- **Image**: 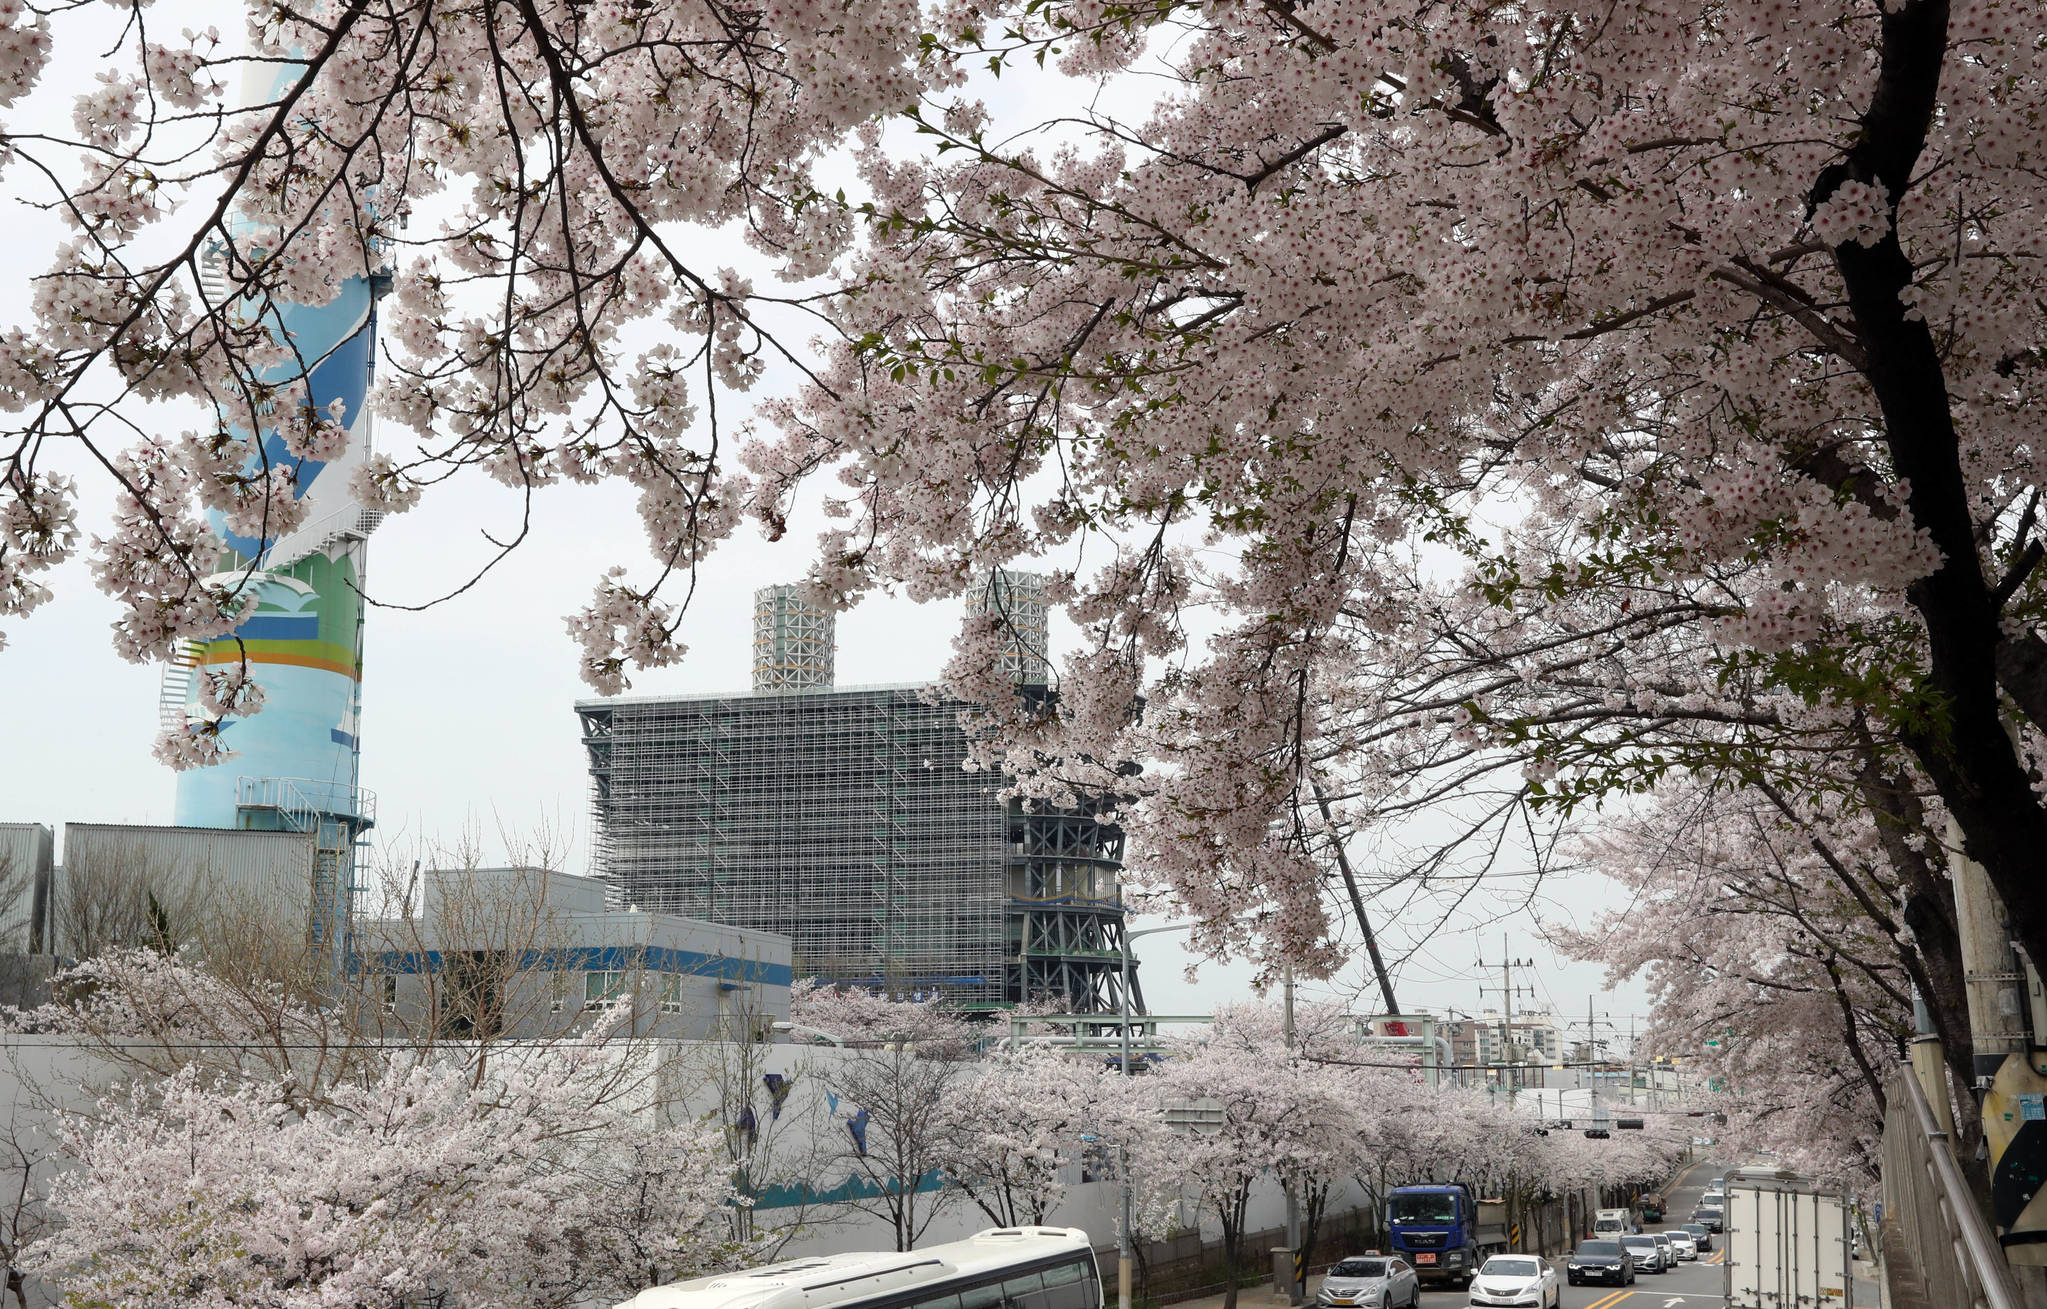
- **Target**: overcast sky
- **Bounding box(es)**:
[0,466,1645,1033]
[0,3,1649,1039]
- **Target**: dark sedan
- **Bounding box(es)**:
[1694,1204,1725,1232]
[1566,1240,1636,1287]
[1680,1222,1714,1252]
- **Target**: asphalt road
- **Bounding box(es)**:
[1407,1157,1731,1309]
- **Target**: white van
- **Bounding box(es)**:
[1594,1208,1635,1237]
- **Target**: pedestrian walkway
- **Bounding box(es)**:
[1157,1272,1323,1309]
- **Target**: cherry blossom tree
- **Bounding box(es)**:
[5,946,744,1300]
[788,980,979,1054]
[7,918,659,1115]
[24,1048,735,1307]
[729,0,2047,985]
[1559,780,1911,1184]
[0,1106,59,1309]
[0,0,955,721]
[4,946,384,1101]
[672,1005,851,1260]
[1204,997,1357,1062]
[791,983,978,1251]
[1129,1025,1361,1309]
[1198,1000,1370,1288]
[933,1043,1112,1229]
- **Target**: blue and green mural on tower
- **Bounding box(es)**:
[167,263,382,840]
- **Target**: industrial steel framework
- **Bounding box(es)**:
[752,584,836,693]
[231,776,376,956]
[579,684,1140,1013]
[1011,797,1138,1013]
[965,571,1052,686]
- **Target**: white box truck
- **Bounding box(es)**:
[1723,1168,1852,1309]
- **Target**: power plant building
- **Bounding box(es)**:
[356,867,793,1041]
[578,577,1139,1013]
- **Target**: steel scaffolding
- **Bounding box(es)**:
[752,584,836,693]
[966,571,1052,686]
[578,684,1139,1012]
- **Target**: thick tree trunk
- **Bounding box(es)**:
[1996,631,2047,734]
[1298,1181,1329,1296]
[1826,0,2047,1001]
[1220,1186,1250,1309]
[1847,757,1984,1147]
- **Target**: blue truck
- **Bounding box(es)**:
[1385,1183,1510,1289]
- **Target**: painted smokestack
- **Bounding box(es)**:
[156,61,385,953]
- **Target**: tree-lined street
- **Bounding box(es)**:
[1253,1160,1877,1309]
[3,0,2040,1299]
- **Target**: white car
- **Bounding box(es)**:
[1467,1254,1559,1309]
[1620,1234,1667,1273]
[1667,1230,1699,1261]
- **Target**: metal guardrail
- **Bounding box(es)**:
[235,775,378,826]
[262,504,383,570]
[1882,1060,2026,1309]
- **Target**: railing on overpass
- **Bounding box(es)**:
[1882,1058,2025,1309]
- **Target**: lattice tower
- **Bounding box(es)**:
[967,570,1052,687]
[752,584,836,693]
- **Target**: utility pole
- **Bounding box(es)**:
[1571,997,1612,1134]
[1589,997,1600,1127]
[1505,938,1531,1100]
[1628,1013,1637,1107]
[1117,930,1137,1309]
[1477,936,1534,1097]
[1946,813,2047,1290]
[1951,814,2029,1084]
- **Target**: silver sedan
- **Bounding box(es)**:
[1314,1256,1420,1309]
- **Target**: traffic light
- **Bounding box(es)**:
[1616,1117,1645,1130]
[1584,1128,1610,1139]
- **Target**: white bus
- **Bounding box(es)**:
[618,1228,1104,1309]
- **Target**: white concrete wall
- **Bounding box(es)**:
[672,1041,1366,1261]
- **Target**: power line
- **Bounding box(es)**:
[1308,1053,1721,1073]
